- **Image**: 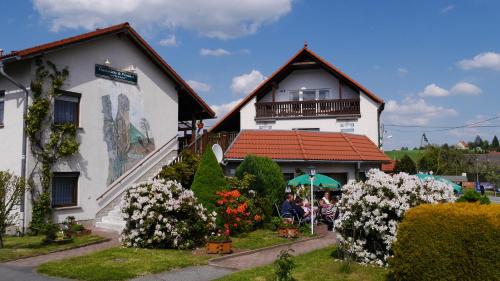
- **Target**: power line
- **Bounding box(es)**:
[384,115,500,132]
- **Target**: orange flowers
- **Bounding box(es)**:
[215,189,258,235]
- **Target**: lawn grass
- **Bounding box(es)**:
[231,229,295,250]
[385,149,424,162]
[215,246,388,281]
[0,234,107,262]
[37,247,210,281]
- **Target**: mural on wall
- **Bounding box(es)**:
[102,92,155,185]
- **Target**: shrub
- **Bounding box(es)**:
[274,249,296,281]
[215,190,254,235]
[390,203,500,281]
[457,189,490,204]
[335,169,455,266]
[0,170,25,247]
[157,150,199,188]
[191,148,226,212]
[235,155,285,217]
[121,179,216,249]
[394,154,416,174]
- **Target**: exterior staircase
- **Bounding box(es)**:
[95,135,179,232]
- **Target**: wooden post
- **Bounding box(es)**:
[339,80,343,99]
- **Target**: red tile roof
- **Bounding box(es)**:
[210,45,384,132]
[0,22,214,118]
[225,130,391,162]
[381,160,397,172]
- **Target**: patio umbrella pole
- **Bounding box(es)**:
[310,177,314,235]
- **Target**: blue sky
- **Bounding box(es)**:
[1,0,499,150]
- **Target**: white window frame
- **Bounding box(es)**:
[288,88,330,101]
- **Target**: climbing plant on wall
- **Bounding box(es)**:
[26,59,79,233]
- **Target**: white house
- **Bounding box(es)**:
[210,45,389,184]
[0,23,214,231]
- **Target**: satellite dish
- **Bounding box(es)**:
[212,144,224,163]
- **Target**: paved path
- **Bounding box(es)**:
[131,265,235,281]
[3,229,120,268]
[209,229,336,270]
[131,225,336,281]
[0,228,119,281]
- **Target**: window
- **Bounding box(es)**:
[288,89,331,101]
[0,91,4,126]
[54,91,80,125]
[52,172,79,208]
[289,90,300,101]
[318,89,330,100]
[302,90,316,101]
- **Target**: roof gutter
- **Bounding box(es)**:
[0,51,29,234]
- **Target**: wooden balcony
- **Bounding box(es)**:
[255,99,360,119]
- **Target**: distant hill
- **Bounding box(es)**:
[385,150,424,162]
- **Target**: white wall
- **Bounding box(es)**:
[0,61,31,176]
[259,69,357,102]
[46,35,179,222]
[3,34,180,223]
[239,68,381,144]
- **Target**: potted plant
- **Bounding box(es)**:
[71,223,92,236]
[44,223,73,244]
[206,230,232,254]
[274,218,299,238]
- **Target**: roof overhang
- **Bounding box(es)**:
[1,22,215,120]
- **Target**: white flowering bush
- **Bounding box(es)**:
[334,169,455,266]
[121,179,216,249]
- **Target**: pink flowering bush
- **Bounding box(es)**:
[334,169,455,266]
[120,179,216,249]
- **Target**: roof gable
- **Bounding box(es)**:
[0,22,214,119]
[210,45,384,132]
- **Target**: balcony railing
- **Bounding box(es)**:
[255,99,360,119]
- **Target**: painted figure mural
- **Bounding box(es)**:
[102,93,155,185]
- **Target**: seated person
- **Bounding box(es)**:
[318,199,335,231]
[291,198,305,220]
[280,193,294,218]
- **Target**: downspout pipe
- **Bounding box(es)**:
[0,52,29,234]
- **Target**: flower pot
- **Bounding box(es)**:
[206,241,232,254]
[76,229,92,236]
[278,227,299,238]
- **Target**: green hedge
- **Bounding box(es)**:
[390,203,500,281]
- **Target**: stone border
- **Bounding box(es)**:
[208,234,325,267]
[2,236,111,263]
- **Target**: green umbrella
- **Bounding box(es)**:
[287,174,341,189]
[416,173,462,193]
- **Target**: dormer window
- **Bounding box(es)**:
[288,88,331,101]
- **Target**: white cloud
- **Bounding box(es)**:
[441,5,455,13]
[418,82,482,97]
[200,48,231,57]
[450,82,482,95]
[384,97,458,125]
[187,80,211,92]
[200,48,250,56]
[458,52,500,70]
[419,83,449,97]
[159,35,177,47]
[210,99,242,119]
[397,67,408,76]
[32,0,293,39]
[231,70,266,95]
